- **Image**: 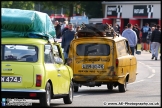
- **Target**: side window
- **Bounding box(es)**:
[125,40,131,55]
[53,45,62,59]
[44,44,54,63]
[116,41,128,57]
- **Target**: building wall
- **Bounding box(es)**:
[103,2,161,19]
[122,5,133,18]
[153,4,161,18]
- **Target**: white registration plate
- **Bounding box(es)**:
[82,64,104,69]
[1,76,22,83]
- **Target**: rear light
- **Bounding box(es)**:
[29,93,37,97]
[116,59,118,67]
[113,72,116,75]
[36,74,42,87]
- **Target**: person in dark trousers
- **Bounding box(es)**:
[62,23,75,62]
[133,24,140,51]
[122,23,138,55]
[150,25,161,60]
[54,21,62,39]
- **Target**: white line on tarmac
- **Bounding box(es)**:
[148,74,155,78]
[145,65,152,69]
[152,69,155,73]
[74,95,84,97]
[128,80,144,85]
[139,61,156,74]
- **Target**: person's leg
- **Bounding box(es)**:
[151,42,156,59]
[149,41,151,53]
[130,47,135,55]
[135,44,137,51]
[147,42,150,51]
[154,42,160,60]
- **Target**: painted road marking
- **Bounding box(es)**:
[138,61,156,78]
[128,80,144,85]
[148,74,155,78]
[145,65,152,69]
[152,69,155,73]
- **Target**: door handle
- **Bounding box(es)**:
[57,74,61,77]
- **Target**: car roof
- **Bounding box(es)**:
[73,36,127,42]
[2,38,49,45]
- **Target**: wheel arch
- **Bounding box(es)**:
[47,79,54,96]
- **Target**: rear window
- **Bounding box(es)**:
[76,43,110,56]
[1,44,38,62]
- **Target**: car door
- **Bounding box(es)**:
[44,44,60,94]
[116,40,132,80]
[53,44,70,94]
[124,40,136,83]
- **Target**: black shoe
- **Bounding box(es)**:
[151,55,155,59]
[155,57,157,60]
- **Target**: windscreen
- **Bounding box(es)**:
[76,43,110,56]
[1,44,38,62]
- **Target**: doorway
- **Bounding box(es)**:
[123,19,129,27]
[120,19,129,33]
[142,19,159,27]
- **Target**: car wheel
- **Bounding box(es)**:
[74,85,79,92]
[40,82,51,107]
[107,84,113,90]
[63,82,73,104]
[118,79,127,92]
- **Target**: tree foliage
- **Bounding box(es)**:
[80,1,104,18]
[1,1,35,10]
[1,1,104,18]
[40,1,81,17]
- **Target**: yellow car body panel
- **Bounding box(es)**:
[68,36,137,87]
[2,38,73,97]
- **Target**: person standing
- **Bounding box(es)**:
[146,27,155,53]
[150,25,161,60]
[54,21,62,39]
[122,26,128,34]
[62,23,75,61]
[141,23,151,51]
[132,24,140,52]
[122,23,138,55]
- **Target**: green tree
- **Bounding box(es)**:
[80,1,103,18]
[40,1,82,17]
[1,1,35,10]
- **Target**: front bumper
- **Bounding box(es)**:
[1,89,46,99]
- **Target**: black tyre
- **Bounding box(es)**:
[40,82,51,107]
[74,85,79,92]
[107,84,113,90]
[63,82,73,104]
[118,79,127,92]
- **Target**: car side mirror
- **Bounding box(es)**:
[55,57,64,64]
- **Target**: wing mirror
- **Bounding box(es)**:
[55,57,64,64]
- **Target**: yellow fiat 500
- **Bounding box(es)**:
[1,38,73,106]
[67,24,138,93]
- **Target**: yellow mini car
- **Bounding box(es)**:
[67,24,138,93]
[1,38,74,106]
